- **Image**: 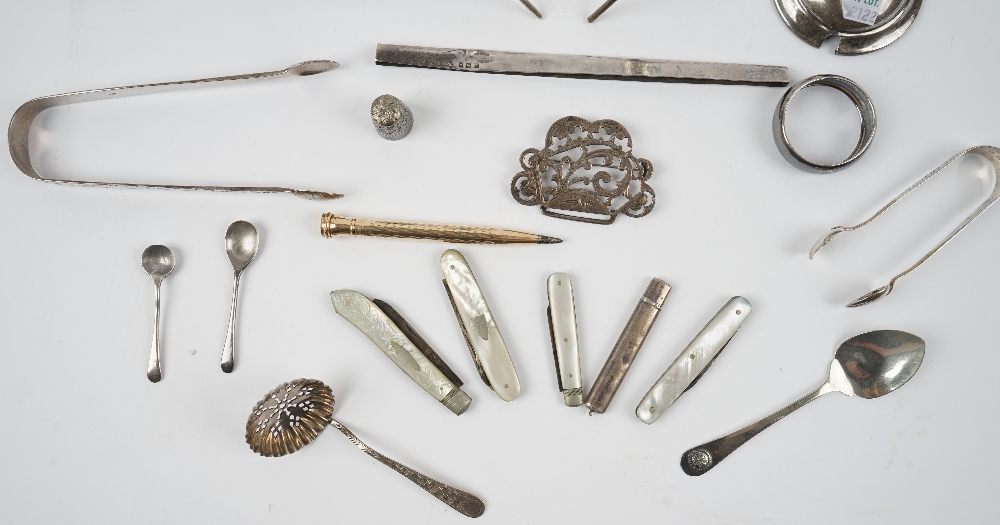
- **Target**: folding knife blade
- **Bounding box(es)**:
[331,289,472,415]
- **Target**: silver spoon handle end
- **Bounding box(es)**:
[680,382,834,475]
[221,273,241,373]
[330,419,486,518]
[147,281,163,383]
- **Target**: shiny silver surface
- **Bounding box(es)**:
[636,297,751,424]
[331,290,472,415]
[773,74,876,173]
[246,379,486,517]
[376,44,789,87]
[774,0,922,55]
[221,221,258,373]
[140,245,175,383]
[546,273,583,406]
[810,146,1000,307]
[371,94,414,140]
[681,330,925,475]
[441,249,521,402]
[7,60,342,199]
[587,0,620,23]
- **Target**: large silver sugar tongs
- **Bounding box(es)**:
[8,60,342,200]
[810,145,1000,307]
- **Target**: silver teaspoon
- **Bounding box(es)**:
[221,221,259,373]
[247,379,486,518]
[141,245,175,383]
[681,330,925,476]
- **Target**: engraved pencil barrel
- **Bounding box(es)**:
[321,213,561,244]
[584,278,671,415]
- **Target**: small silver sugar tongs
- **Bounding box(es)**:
[810,146,1000,307]
[8,60,342,199]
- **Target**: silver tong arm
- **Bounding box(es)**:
[808,146,1000,307]
[8,60,342,200]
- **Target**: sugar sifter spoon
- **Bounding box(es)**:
[246,379,486,517]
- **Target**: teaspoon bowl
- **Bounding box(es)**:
[832,329,925,399]
[141,245,175,280]
[225,221,259,272]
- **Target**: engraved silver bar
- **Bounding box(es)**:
[441,249,521,402]
[331,290,472,415]
[547,273,583,406]
[376,44,789,87]
[636,296,751,424]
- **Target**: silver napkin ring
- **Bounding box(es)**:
[772,74,877,174]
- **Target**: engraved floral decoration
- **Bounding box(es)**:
[246,379,335,457]
[511,116,655,224]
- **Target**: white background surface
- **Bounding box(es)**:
[1,1,998,523]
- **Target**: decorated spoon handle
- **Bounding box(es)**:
[680,383,832,476]
[330,419,486,518]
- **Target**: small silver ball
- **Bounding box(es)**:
[371,94,413,141]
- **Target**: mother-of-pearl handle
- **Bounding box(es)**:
[636,297,751,424]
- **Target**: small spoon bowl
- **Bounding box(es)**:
[225,221,259,272]
[141,245,176,280]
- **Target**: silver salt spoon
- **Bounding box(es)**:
[140,245,175,383]
[221,221,258,373]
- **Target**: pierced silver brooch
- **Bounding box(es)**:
[511,116,655,225]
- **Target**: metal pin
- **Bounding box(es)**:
[587,0,619,22]
[519,0,543,18]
